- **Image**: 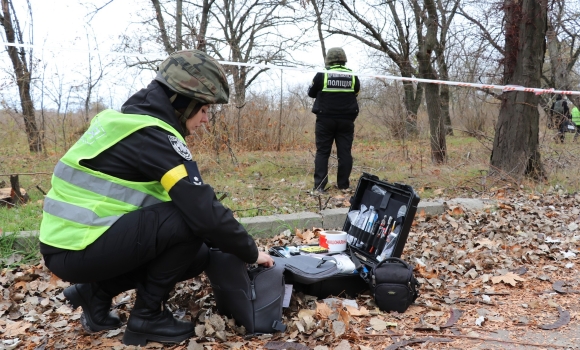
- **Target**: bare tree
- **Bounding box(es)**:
[81,30,109,123]
[150,0,177,54]
[310,0,327,61]
[114,0,215,72]
[545,0,580,93]
[43,67,69,151]
[330,0,458,161]
[330,0,424,134]
[0,0,42,152]
[209,0,306,105]
[434,0,461,136]
[411,0,448,163]
[490,0,547,180]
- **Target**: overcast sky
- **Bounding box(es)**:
[1,0,365,110]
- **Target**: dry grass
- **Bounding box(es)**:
[1,92,580,227]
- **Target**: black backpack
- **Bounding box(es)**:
[369,257,420,313]
[205,249,287,335]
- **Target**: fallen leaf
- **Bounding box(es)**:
[441,308,463,328]
[338,308,350,329]
[498,203,513,210]
[539,306,570,330]
[345,305,369,316]
[369,317,387,331]
[264,341,310,350]
[490,272,526,286]
[3,321,31,337]
[332,320,345,337]
[450,206,464,215]
[315,302,332,319]
[297,309,316,319]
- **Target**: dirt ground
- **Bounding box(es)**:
[1,188,580,349]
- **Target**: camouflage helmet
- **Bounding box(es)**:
[325,47,347,66]
[155,50,229,104]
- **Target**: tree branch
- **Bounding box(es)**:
[457,7,504,55]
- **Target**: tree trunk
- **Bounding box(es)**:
[0,0,42,152]
[415,0,446,164]
[440,84,453,135]
[546,24,569,90]
[401,78,423,135]
[311,0,327,62]
[422,74,446,163]
[490,0,547,180]
[151,0,174,54]
[231,65,247,105]
[196,0,212,51]
[398,62,422,135]
[176,0,182,51]
[437,55,453,135]
[435,0,460,136]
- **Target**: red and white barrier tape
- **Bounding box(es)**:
[3,42,579,96]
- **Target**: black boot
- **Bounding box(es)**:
[122,302,195,346]
[64,283,122,332]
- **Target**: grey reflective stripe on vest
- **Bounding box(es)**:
[43,197,121,227]
[54,161,162,208]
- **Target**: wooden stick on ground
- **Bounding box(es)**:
[0,172,53,176]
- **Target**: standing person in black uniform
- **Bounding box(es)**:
[39,50,273,346]
[551,94,571,143]
[308,47,360,193]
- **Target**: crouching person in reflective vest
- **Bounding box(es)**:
[39,50,273,346]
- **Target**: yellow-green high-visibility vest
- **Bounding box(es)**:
[40,109,184,250]
[572,107,580,125]
[322,65,355,93]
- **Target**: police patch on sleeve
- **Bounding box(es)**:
[184,161,203,185]
[168,135,192,161]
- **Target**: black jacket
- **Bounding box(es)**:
[551,99,570,118]
[41,80,259,264]
[308,67,360,120]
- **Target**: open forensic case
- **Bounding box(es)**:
[344,172,420,268]
[269,173,420,298]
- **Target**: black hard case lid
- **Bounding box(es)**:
[343,173,420,267]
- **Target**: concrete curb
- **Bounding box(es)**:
[5,198,496,248]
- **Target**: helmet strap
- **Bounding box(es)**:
[182,100,198,123]
[178,99,199,136]
[170,93,183,119]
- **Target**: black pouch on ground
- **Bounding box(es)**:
[204,249,286,334]
[272,255,339,284]
[270,250,367,298]
[369,257,420,313]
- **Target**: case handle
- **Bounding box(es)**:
[375,257,412,271]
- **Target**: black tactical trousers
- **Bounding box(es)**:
[43,202,208,308]
[314,117,355,190]
[557,116,571,143]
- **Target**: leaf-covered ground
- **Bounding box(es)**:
[1,187,580,349]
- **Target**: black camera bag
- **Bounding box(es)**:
[205,249,287,335]
[369,257,419,312]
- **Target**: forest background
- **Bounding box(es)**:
[1,0,580,238]
[2,2,580,348]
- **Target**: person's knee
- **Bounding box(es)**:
[316,149,332,157]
